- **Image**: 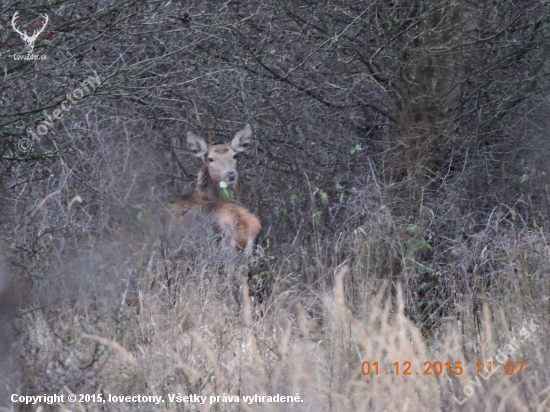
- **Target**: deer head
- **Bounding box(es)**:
[187,124,253,199]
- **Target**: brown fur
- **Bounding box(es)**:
[168,125,260,254]
[170,197,261,252]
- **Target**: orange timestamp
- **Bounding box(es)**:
[361,361,525,376]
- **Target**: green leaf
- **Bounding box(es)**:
[133,205,149,225]
[276,206,288,223]
[418,240,432,252]
[219,181,231,199]
[406,224,418,236]
[350,144,362,155]
[137,210,149,225]
[315,210,322,224]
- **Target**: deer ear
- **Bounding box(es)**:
[187,132,207,158]
[231,124,253,153]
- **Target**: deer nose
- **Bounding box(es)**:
[226,171,238,182]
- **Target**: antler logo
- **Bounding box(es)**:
[11,11,49,54]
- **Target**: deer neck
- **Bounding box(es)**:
[196,165,238,200]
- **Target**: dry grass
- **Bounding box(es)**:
[4,226,550,411]
[2,135,549,410]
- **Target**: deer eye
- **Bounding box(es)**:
[207,157,214,162]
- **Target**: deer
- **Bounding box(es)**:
[167,124,261,257]
[11,11,49,54]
